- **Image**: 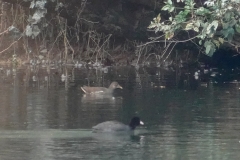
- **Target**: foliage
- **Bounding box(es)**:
[148,0,240,57]
[23,0,63,38]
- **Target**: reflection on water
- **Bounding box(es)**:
[81,94,122,105]
[0,66,240,159]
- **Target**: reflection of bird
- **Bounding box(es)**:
[81,82,122,94]
[81,94,122,105]
[92,117,144,133]
[82,94,115,101]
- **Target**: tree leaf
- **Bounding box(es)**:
[194,20,201,28]
[162,5,170,11]
[224,12,232,21]
[162,3,174,12]
[169,6,175,12]
[206,44,211,55]
[213,40,220,48]
[174,10,190,23]
[218,37,224,44]
[204,41,216,57]
[194,27,199,32]
[235,24,240,33]
[185,23,194,30]
[206,20,218,35]
[221,27,234,41]
[195,7,210,15]
[165,32,174,40]
[185,0,195,9]
[156,14,161,23]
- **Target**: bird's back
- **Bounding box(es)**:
[92,121,130,132]
[81,86,108,94]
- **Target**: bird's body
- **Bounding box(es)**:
[92,121,130,132]
[81,86,110,94]
[92,117,144,133]
[81,82,122,94]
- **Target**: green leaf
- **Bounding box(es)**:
[208,47,216,56]
[229,19,237,27]
[184,5,190,10]
[213,40,220,48]
[235,24,240,33]
[204,41,216,57]
[224,12,232,21]
[148,23,156,29]
[194,20,201,28]
[162,5,170,11]
[193,27,199,32]
[204,20,218,37]
[206,44,211,55]
[221,27,234,41]
[174,10,190,23]
[165,32,174,40]
[218,37,224,44]
[185,0,195,9]
[173,24,181,30]
[185,23,194,30]
[155,14,161,23]
[206,20,218,34]
[199,40,202,45]
[195,7,210,15]
[222,23,229,29]
[167,0,173,5]
[169,6,175,12]
[162,3,174,12]
[211,20,218,29]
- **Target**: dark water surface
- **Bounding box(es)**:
[0,66,240,160]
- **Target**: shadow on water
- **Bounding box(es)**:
[0,65,240,159]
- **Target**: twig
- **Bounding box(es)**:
[164,42,177,61]
[0,36,22,54]
[0,28,9,36]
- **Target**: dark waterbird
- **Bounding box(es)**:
[81,82,122,94]
[92,117,144,133]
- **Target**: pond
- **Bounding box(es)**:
[0,65,239,160]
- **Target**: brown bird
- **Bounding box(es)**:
[81,82,123,94]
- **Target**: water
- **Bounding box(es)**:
[0,66,240,160]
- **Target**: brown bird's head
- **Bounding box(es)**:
[109,82,123,89]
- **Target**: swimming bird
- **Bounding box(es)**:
[92,117,144,133]
[81,82,122,94]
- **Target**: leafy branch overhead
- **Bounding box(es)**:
[23,0,63,38]
[148,0,240,56]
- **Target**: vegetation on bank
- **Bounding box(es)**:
[148,0,240,57]
[0,0,240,67]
